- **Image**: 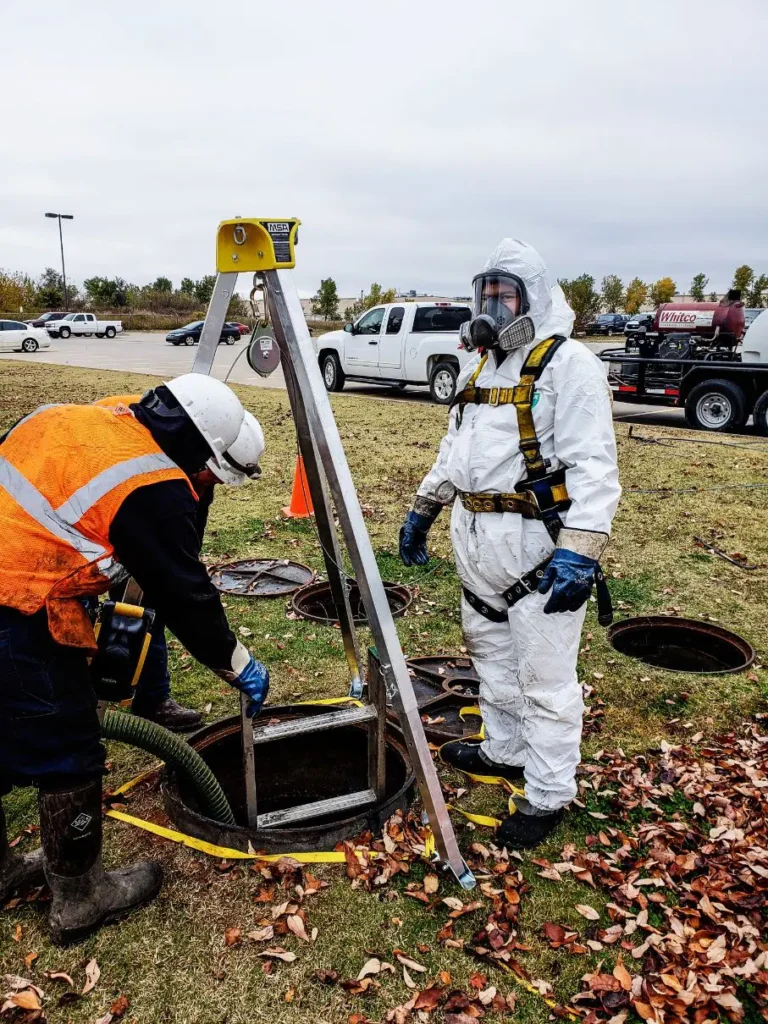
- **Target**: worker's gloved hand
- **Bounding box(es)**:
[399,511,434,567]
[231,655,270,718]
[538,548,598,614]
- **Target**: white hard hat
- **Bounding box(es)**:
[164,373,245,476]
[209,411,265,486]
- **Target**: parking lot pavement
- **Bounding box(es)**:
[0,331,688,426]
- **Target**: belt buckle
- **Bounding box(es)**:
[489,387,500,407]
[520,489,542,519]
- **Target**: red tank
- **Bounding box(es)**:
[654,292,745,347]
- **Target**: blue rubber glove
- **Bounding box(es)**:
[538,548,598,614]
[399,510,433,567]
[231,655,270,718]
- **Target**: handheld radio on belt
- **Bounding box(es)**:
[89,600,155,704]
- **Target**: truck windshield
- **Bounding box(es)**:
[412,307,471,332]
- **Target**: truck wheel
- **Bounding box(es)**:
[21,338,39,353]
[752,390,768,436]
[685,379,748,432]
[59,326,71,339]
[105,327,116,338]
[321,353,345,392]
[429,361,458,404]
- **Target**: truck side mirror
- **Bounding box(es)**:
[344,322,354,334]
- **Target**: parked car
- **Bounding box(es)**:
[313,302,473,404]
[586,313,631,336]
[46,313,122,338]
[624,312,655,339]
[25,311,69,328]
[165,321,240,346]
[744,308,764,331]
[0,320,50,353]
[230,322,251,336]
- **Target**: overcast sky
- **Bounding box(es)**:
[2,0,766,298]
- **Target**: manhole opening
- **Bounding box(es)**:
[608,616,754,674]
[210,558,314,597]
[163,709,415,853]
[292,580,411,626]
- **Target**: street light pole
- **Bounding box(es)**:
[45,212,74,310]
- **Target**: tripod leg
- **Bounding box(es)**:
[193,272,239,376]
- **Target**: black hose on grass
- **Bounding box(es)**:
[102,709,236,826]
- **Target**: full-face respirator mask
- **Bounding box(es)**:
[459,271,536,353]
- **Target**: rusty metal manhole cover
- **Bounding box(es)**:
[291,580,412,626]
[406,655,480,697]
[210,559,315,598]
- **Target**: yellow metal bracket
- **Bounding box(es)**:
[215,218,301,272]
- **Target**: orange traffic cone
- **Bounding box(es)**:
[282,455,314,518]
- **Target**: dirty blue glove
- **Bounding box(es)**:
[399,511,434,567]
[232,655,270,718]
[538,548,598,614]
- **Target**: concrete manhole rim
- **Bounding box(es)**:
[607,614,755,675]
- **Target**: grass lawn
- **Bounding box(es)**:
[1,361,767,1023]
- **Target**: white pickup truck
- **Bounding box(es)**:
[46,312,123,339]
[313,301,473,403]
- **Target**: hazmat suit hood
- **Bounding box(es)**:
[481,239,575,343]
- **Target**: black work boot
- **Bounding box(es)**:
[1,802,45,904]
[132,698,203,733]
[38,780,163,946]
[439,739,524,783]
[496,807,564,850]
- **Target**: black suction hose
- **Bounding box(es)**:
[102,709,236,826]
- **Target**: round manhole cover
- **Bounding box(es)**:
[210,559,315,597]
[291,580,412,626]
[608,616,754,674]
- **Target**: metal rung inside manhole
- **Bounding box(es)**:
[608,616,754,674]
[210,559,315,597]
[291,579,412,626]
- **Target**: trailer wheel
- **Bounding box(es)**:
[752,390,768,436]
[685,379,748,432]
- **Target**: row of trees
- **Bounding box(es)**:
[0,267,248,318]
[310,279,397,322]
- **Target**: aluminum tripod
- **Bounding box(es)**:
[192,219,474,887]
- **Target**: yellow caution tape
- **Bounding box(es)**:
[106,808,367,864]
[295,697,363,708]
[447,795,517,829]
[111,766,162,797]
[490,958,581,1020]
[458,706,482,720]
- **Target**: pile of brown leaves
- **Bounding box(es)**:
[560,724,768,1022]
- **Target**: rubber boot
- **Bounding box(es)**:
[496,807,564,850]
[38,780,163,946]
[0,802,45,904]
[439,739,524,783]
[132,698,203,733]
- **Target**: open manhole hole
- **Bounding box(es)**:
[608,616,754,674]
[291,579,412,626]
[162,706,415,854]
[210,559,315,597]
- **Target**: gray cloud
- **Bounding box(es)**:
[1,0,766,298]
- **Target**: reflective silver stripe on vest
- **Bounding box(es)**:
[56,453,177,525]
[0,457,107,562]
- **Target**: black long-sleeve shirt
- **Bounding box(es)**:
[109,479,236,672]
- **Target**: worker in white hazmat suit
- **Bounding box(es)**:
[399,239,621,848]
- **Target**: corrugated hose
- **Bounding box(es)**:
[102,709,236,825]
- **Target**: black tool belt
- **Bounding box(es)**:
[462,557,613,626]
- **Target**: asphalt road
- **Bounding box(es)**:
[0,331,688,427]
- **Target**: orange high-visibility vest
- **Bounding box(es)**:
[0,403,194,650]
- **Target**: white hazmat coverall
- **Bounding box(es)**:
[417,239,621,812]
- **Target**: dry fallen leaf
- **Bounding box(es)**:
[612,955,632,991]
[258,948,297,962]
[574,903,600,921]
[284,987,295,1003]
[8,990,42,1011]
[402,966,416,989]
[110,994,130,1018]
[12,924,22,942]
[82,958,101,995]
[247,926,274,943]
[224,927,242,947]
[44,970,74,986]
[395,953,427,973]
[286,915,310,942]
[423,873,439,895]
[357,958,382,980]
